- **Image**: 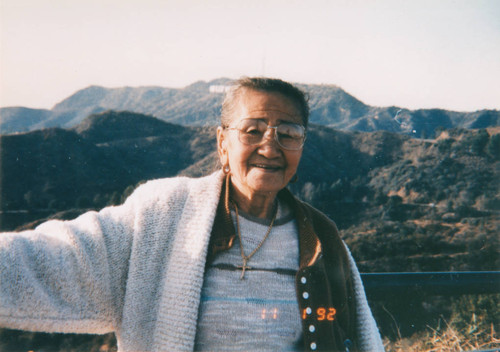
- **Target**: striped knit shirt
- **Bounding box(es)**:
[194,200,302,351]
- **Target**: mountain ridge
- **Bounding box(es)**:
[1,78,498,136]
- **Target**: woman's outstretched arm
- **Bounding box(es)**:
[0,197,137,335]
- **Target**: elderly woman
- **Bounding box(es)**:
[0,78,383,351]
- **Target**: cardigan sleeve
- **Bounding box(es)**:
[343,242,385,351]
[0,195,139,335]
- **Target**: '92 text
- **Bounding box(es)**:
[302,307,336,321]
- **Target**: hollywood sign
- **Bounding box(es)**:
[209,85,232,93]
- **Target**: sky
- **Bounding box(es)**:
[1,0,499,112]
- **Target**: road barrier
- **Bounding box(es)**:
[361,271,500,298]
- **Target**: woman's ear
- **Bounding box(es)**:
[217,126,227,164]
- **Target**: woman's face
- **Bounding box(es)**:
[217,89,304,199]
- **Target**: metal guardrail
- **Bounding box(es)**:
[361,271,500,297]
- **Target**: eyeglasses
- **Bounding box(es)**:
[225,118,306,151]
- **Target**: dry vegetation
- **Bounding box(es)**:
[385,321,499,352]
[382,294,500,351]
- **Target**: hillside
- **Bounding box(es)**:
[1,79,498,136]
[0,111,216,230]
[1,111,497,269]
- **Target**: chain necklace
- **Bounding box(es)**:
[232,200,278,280]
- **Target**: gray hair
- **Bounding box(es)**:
[220,77,309,128]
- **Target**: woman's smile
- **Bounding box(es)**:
[250,163,284,171]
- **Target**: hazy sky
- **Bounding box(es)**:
[1,0,499,111]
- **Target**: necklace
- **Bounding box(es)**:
[232,200,278,280]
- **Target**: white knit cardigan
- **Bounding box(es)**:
[0,171,384,351]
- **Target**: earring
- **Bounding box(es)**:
[289,174,298,183]
[223,164,231,175]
